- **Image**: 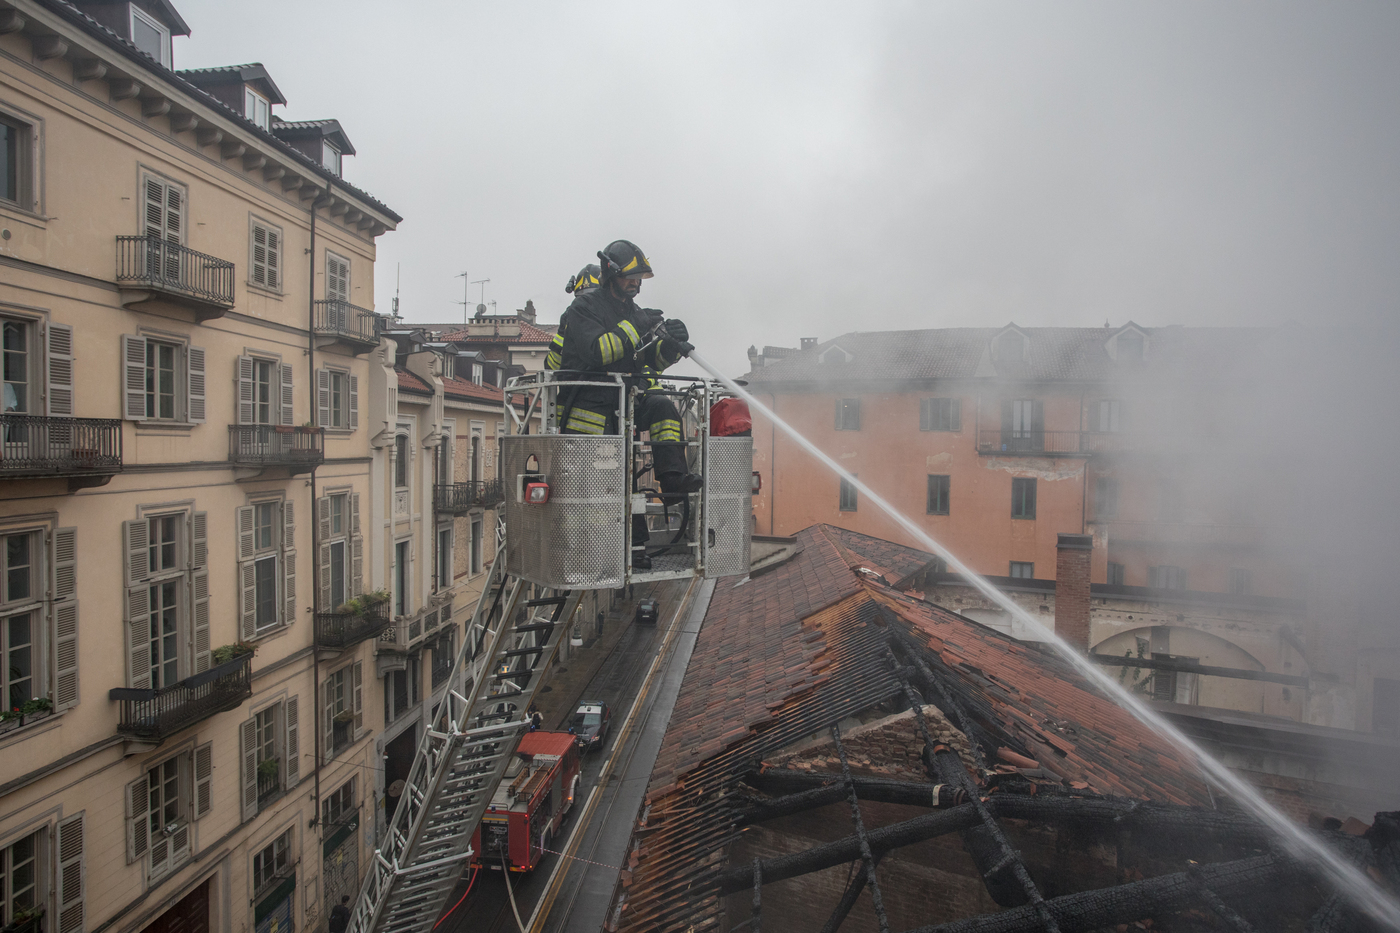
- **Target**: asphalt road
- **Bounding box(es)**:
[437,578,710,933]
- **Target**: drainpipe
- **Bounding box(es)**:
[307,185,333,827]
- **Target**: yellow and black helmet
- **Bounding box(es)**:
[565,263,601,295]
[598,240,653,283]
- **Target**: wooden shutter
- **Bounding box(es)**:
[187,345,206,423]
[57,812,85,933]
[122,521,151,689]
[352,660,363,736]
[317,369,331,428]
[949,398,962,432]
[142,177,166,239]
[251,223,268,287]
[47,322,74,416]
[193,743,213,819]
[319,540,332,612]
[125,776,149,863]
[237,506,256,640]
[348,374,359,429]
[317,496,332,541]
[191,511,207,569]
[251,222,281,290]
[240,716,258,822]
[53,527,79,711]
[351,493,363,597]
[280,363,294,426]
[282,501,296,624]
[192,568,210,673]
[284,696,300,787]
[265,226,280,289]
[327,253,349,301]
[321,681,333,764]
[121,335,148,421]
[236,356,254,425]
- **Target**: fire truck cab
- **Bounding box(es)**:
[472,731,582,872]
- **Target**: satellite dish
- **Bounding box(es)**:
[476,303,487,314]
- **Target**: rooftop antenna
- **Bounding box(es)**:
[489,300,497,315]
[392,263,401,322]
[455,270,470,325]
[471,278,490,320]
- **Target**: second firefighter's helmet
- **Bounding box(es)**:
[598,240,653,283]
[565,263,601,295]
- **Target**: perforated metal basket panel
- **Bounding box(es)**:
[503,436,627,589]
[704,436,753,578]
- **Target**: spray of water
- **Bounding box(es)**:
[688,350,1400,929]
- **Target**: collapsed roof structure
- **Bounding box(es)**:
[608,525,1400,932]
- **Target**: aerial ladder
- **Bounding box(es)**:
[348,370,753,933]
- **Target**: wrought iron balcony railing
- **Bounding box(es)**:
[315,595,391,650]
[110,651,253,741]
[116,235,235,312]
[433,479,505,514]
[229,425,324,470]
[313,299,381,349]
[0,415,122,481]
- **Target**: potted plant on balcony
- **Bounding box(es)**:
[19,697,51,726]
[3,905,44,933]
[257,757,280,782]
[0,708,20,736]
[212,642,256,665]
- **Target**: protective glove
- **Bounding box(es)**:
[641,308,665,333]
[662,318,689,343]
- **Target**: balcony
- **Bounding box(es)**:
[228,425,324,475]
[433,479,505,514]
[110,651,253,742]
[315,594,391,651]
[116,235,235,321]
[313,299,381,353]
[378,598,453,653]
[1,415,122,489]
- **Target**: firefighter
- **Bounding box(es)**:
[545,263,600,371]
[558,240,698,569]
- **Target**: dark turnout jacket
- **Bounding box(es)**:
[558,288,681,409]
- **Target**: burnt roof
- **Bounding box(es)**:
[619,523,1213,930]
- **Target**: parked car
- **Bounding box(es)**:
[572,700,611,753]
[634,598,660,625]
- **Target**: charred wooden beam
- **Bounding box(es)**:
[834,724,892,933]
[907,855,1291,933]
[1088,653,1311,687]
[1188,867,1258,932]
[718,805,982,894]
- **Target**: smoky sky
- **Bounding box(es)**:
[173,1,1400,377]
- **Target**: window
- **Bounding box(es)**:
[1228,568,1251,596]
[1011,477,1036,519]
[250,218,281,290]
[323,662,362,758]
[0,113,35,209]
[926,475,950,515]
[329,541,346,610]
[317,369,358,430]
[322,141,342,176]
[330,494,345,536]
[1106,562,1125,586]
[142,174,184,244]
[237,501,293,639]
[1097,399,1121,433]
[920,398,961,432]
[237,356,292,427]
[470,519,482,575]
[394,435,409,488]
[322,779,356,827]
[2,319,29,415]
[1009,562,1034,579]
[839,477,858,512]
[394,540,410,616]
[432,630,454,689]
[1094,477,1118,519]
[121,335,205,424]
[384,661,419,724]
[470,434,481,483]
[244,88,270,131]
[834,398,861,431]
[253,359,276,425]
[1148,565,1187,590]
[472,363,483,386]
[1117,332,1145,361]
[999,399,1044,452]
[319,492,361,613]
[1374,678,1400,738]
[995,330,1025,361]
[240,698,299,821]
[252,829,291,896]
[438,433,453,485]
[3,527,76,716]
[1151,654,1197,704]
[126,745,212,877]
[129,5,171,67]
[437,527,452,588]
[326,252,350,302]
[1,829,40,925]
[125,512,205,691]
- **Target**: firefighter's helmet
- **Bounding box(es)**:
[598,240,653,283]
[566,263,601,295]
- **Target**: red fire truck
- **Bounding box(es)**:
[472,731,582,872]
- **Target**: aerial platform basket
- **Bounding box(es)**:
[501,371,753,589]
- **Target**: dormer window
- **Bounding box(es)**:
[244,88,270,131]
[994,330,1025,361]
[322,141,341,176]
[1117,332,1144,361]
[819,345,853,365]
[472,364,484,386]
[130,5,171,68]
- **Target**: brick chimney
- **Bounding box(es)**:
[1055,533,1094,651]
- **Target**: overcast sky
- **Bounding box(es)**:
[175,1,1400,376]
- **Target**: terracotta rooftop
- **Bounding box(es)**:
[618,523,1213,931]
[439,320,556,345]
[440,376,505,404]
[395,369,432,395]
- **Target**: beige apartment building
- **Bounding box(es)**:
[0,3,399,933]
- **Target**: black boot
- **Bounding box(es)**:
[632,550,652,571]
[659,471,703,495]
